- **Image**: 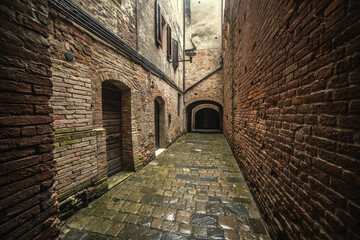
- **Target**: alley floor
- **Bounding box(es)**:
[60,133,270,240]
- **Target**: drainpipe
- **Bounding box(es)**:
[183,0,186,132]
[182,0,186,95]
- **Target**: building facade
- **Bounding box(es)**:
[184,0,224,133]
[48,0,189,218]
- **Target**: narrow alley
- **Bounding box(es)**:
[60,133,270,240]
[1,0,358,239]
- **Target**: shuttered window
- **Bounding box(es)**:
[155,1,162,46]
[167,25,172,60]
[172,38,179,70]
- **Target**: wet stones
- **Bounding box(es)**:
[191,214,218,228]
[61,134,270,239]
[118,224,162,240]
[224,203,249,218]
[248,218,267,234]
[218,215,237,229]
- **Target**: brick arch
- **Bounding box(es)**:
[97,71,133,90]
[185,100,223,132]
[185,97,222,110]
[92,72,135,174]
[154,95,166,104]
[92,71,134,128]
[192,104,220,131]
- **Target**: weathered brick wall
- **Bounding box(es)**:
[184,2,224,131]
[49,2,184,218]
[223,0,360,239]
[137,0,184,89]
[185,71,223,107]
[0,1,60,239]
[73,0,137,49]
[185,48,222,88]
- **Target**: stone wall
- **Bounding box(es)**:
[223,0,360,239]
[0,0,60,239]
[49,1,184,218]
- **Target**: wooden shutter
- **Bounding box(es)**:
[167,25,172,59]
[173,39,179,69]
[155,1,162,46]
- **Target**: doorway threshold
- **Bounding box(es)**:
[155,148,166,156]
[108,171,134,189]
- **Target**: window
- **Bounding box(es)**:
[167,25,172,60]
[177,93,181,116]
[172,38,179,70]
[155,1,162,46]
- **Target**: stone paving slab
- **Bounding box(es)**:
[60,133,271,240]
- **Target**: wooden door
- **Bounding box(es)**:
[102,85,123,176]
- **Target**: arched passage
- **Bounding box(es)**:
[195,108,220,129]
[102,80,133,177]
[186,100,223,132]
[154,96,166,149]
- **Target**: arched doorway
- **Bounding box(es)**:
[102,81,133,177]
[186,100,223,133]
[154,97,166,149]
[195,108,220,129]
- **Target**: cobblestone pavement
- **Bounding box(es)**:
[61,133,271,240]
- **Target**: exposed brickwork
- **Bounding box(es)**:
[184,45,223,133]
[185,49,222,88]
[0,0,60,239]
[185,71,223,107]
[73,0,137,49]
[223,0,360,239]
[137,0,184,88]
[49,1,184,218]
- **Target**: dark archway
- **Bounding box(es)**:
[154,96,166,149]
[186,100,223,132]
[195,108,220,129]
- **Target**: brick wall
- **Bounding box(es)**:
[0,1,60,239]
[73,0,137,49]
[49,2,184,218]
[137,0,184,89]
[184,44,223,133]
[223,0,360,239]
[185,49,222,88]
[185,70,223,106]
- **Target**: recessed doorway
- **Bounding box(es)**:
[195,108,220,130]
[154,97,166,149]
